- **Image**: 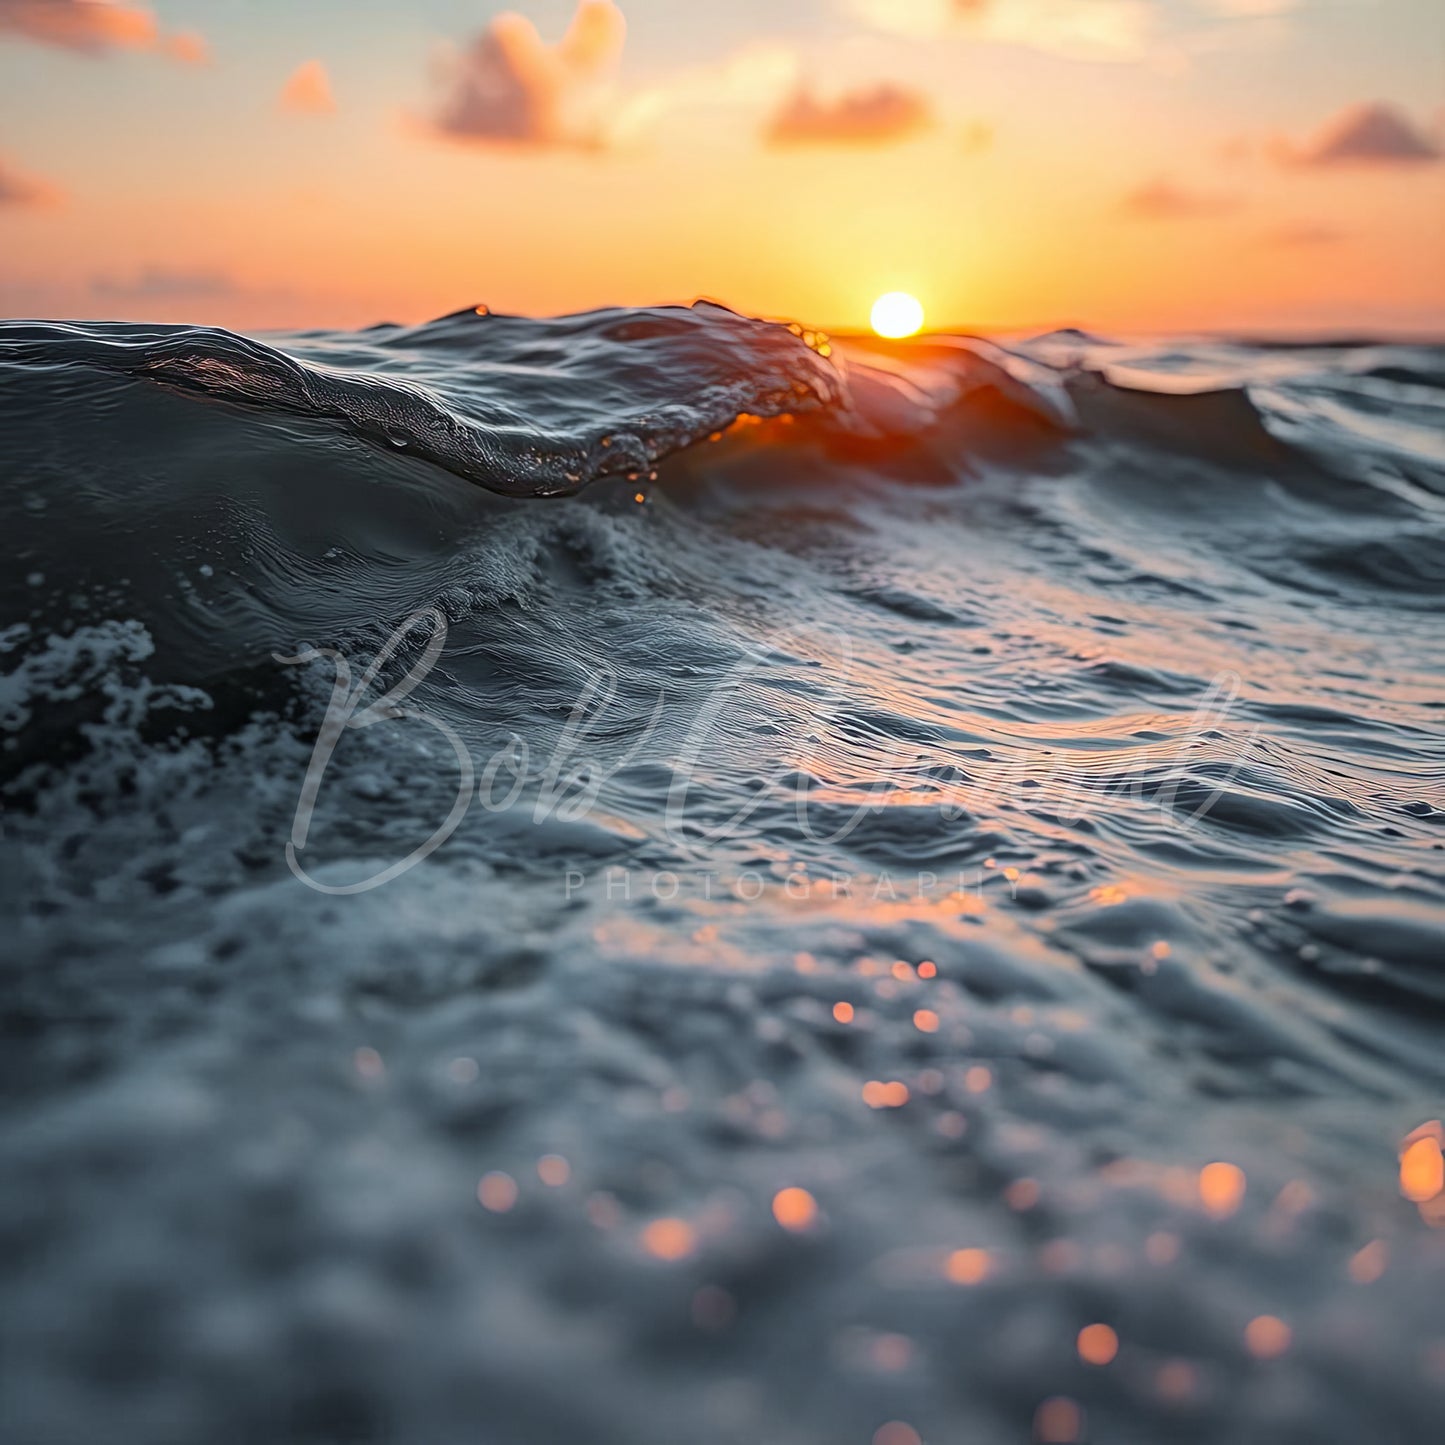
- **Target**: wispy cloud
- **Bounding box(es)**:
[1200,0,1300,16]
[1263,221,1345,247]
[280,60,336,116]
[0,152,63,208]
[1282,102,1441,167]
[765,83,934,147]
[848,0,1157,63]
[165,29,208,66]
[0,0,206,62]
[428,0,626,150]
[93,267,239,299]
[1120,177,1241,219]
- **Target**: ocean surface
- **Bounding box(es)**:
[2,303,1443,1445]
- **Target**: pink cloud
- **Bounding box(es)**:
[0,1,207,62]
[766,83,934,147]
[1120,177,1241,219]
[0,0,153,52]
[280,60,337,116]
[1284,102,1441,166]
[93,267,238,299]
[430,0,626,150]
[850,0,1156,63]
[0,152,63,208]
[1264,221,1346,247]
[165,29,208,66]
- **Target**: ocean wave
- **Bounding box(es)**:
[3,302,1444,1445]
[12,302,1404,495]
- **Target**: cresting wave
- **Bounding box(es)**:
[1,304,858,497]
[0,301,1309,498]
[2,302,1444,1445]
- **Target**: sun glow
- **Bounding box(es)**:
[870,292,924,339]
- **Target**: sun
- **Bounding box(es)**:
[871,292,925,339]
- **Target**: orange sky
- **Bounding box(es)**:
[1,0,1442,334]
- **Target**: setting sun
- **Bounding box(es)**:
[871,292,925,339]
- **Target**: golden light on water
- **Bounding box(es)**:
[862,1080,910,1108]
[1077,1324,1119,1366]
[1245,1315,1292,1359]
[772,1187,818,1232]
[1199,1161,1247,1218]
[1034,1396,1083,1443]
[641,1217,696,1260]
[1400,1125,1444,1204]
[873,1424,921,1445]
[870,291,925,339]
[477,1171,518,1213]
[946,1248,992,1285]
[536,1154,570,1187]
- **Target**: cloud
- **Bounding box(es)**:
[86,268,305,321]
[0,0,153,51]
[1201,0,1299,14]
[1120,177,1240,219]
[429,0,626,150]
[165,29,208,65]
[848,0,1156,63]
[1284,103,1441,167]
[0,1,206,62]
[92,267,239,299]
[601,43,799,148]
[1263,221,1345,247]
[280,60,336,116]
[0,152,62,208]
[765,83,934,147]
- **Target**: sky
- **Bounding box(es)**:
[0,0,1442,334]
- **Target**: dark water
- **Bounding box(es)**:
[2,305,1443,1445]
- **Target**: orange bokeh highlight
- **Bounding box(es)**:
[873,1424,921,1445]
[1348,1240,1388,1284]
[1078,1323,1119,1365]
[914,1009,940,1033]
[641,1217,697,1261]
[863,1080,910,1109]
[946,1248,992,1285]
[833,1001,855,1024]
[537,1154,570,1186]
[477,1171,518,1212]
[1400,1125,1445,1204]
[1199,1162,1246,1218]
[1006,1178,1040,1211]
[1034,1396,1083,1443]
[773,1187,819,1232]
[1245,1315,1292,1359]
